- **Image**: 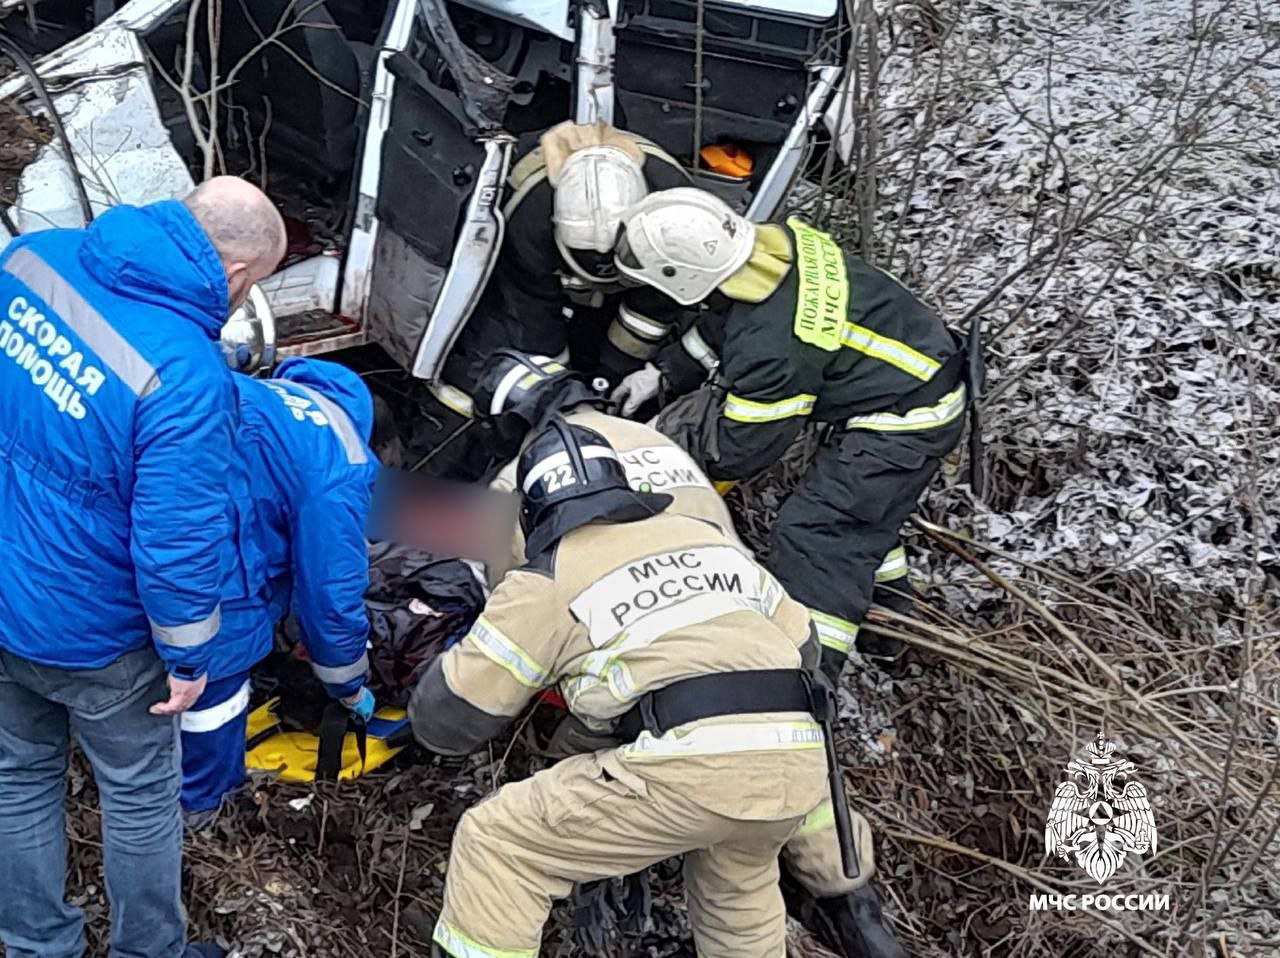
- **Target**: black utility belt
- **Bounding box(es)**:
[614,669,831,741]
[615,668,863,880]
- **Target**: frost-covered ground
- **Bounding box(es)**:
[781,3,1280,952]
[827,0,1280,606]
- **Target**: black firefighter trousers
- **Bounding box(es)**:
[767,415,965,669]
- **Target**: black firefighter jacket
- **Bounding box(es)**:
[653,219,964,481]
[439,137,692,397]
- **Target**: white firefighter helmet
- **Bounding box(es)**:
[220,284,276,375]
[553,144,648,271]
[614,187,756,305]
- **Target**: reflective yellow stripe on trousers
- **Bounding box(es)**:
[811,610,859,654]
[434,918,537,958]
[795,799,837,837]
[874,546,908,583]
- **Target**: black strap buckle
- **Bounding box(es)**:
[800,669,835,722]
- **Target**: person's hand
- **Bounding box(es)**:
[610,363,663,417]
[150,673,208,715]
[342,686,376,723]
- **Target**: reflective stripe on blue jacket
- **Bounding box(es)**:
[208,358,377,698]
[0,202,234,677]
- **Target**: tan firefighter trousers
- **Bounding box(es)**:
[540,720,877,902]
[434,746,828,958]
[782,798,877,897]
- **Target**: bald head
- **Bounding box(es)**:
[183,176,287,313]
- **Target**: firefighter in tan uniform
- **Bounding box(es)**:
[410,420,849,958]
[469,350,906,958]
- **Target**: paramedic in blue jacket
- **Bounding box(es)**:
[0,177,285,958]
[180,357,379,817]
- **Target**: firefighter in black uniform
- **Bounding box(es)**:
[611,187,967,679]
[420,122,691,479]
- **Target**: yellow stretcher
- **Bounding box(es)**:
[245,696,412,782]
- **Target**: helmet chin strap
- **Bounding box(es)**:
[555,232,621,285]
[619,484,666,521]
[547,416,588,484]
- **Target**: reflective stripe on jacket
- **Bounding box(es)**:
[654,219,960,481]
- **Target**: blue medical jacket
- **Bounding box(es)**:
[209,358,377,697]
[0,202,234,678]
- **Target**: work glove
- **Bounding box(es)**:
[545,714,623,759]
[610,363,663,417]
[341,686,376,723]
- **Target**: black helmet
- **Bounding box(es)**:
[517,418,671,557]
[473,350,604,450]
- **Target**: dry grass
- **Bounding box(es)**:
[724,435,1278,957]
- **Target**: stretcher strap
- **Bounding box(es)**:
[315,701,367,782]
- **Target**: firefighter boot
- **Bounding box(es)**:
[812,885,907,958]
[820,644,847,685]
[858,581,914,673]
[854,628,907,668]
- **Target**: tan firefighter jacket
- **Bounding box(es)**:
[408,511,824,802]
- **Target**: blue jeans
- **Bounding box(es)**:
[0,646,187,958]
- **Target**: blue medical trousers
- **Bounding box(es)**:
[0,645,187,958]
[179,671,251,813]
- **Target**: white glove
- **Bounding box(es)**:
[610,363,663,417]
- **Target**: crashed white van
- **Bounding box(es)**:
[0,0,844,381]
